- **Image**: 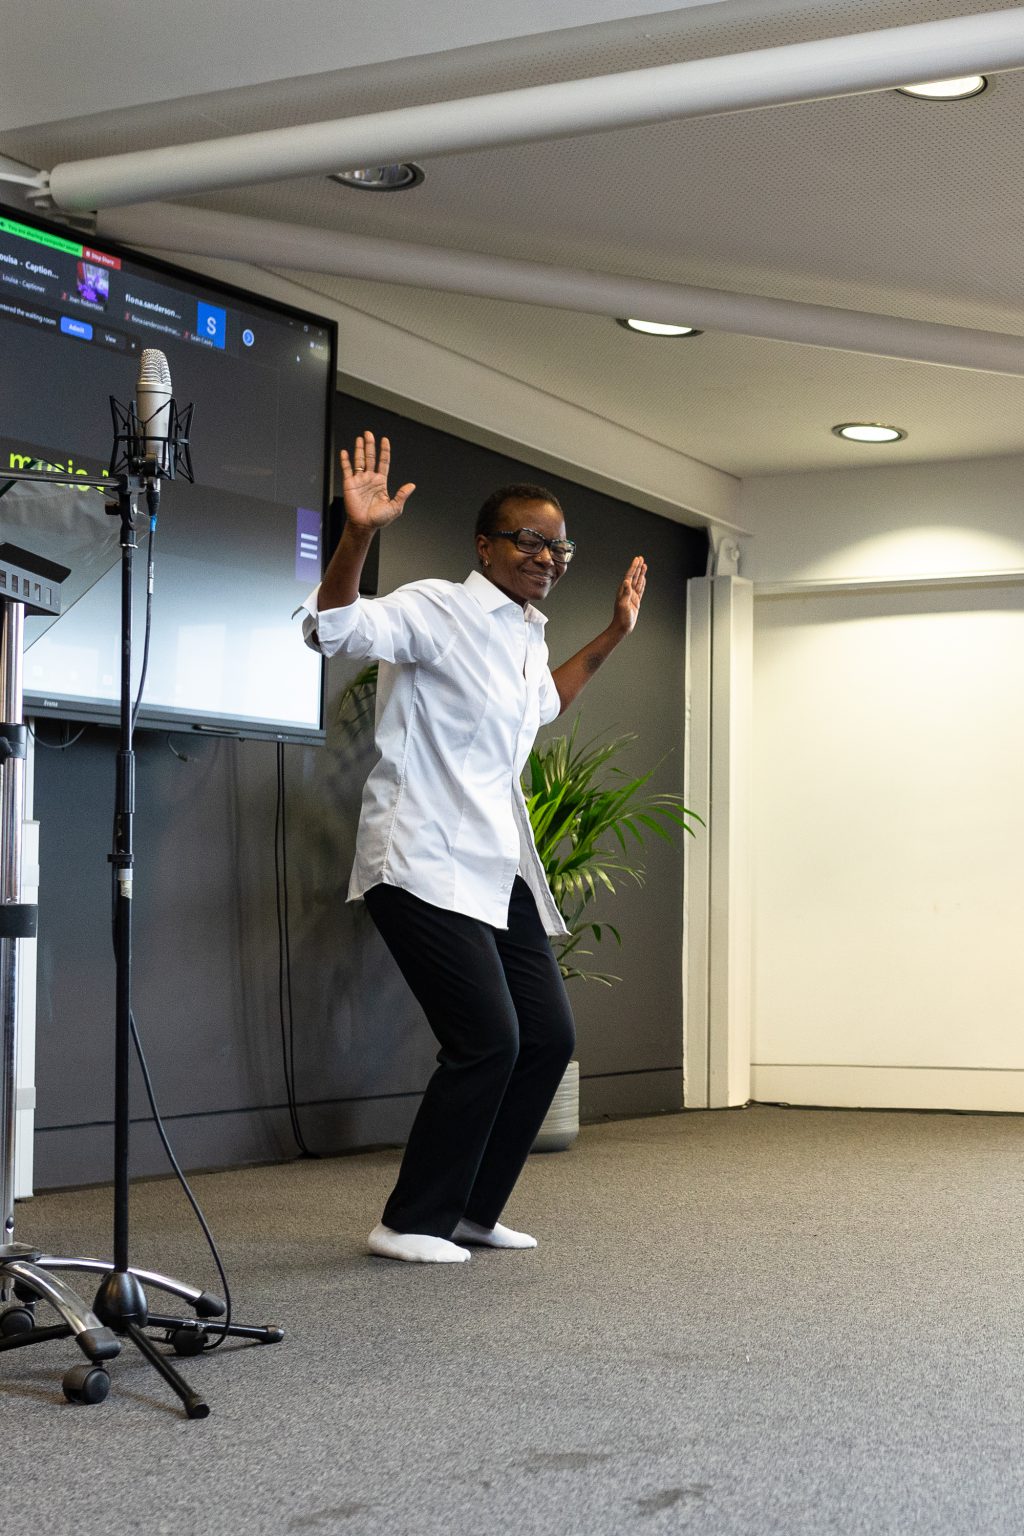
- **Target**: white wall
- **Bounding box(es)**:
[737,456,1024,587]
[739,455,1024,1111]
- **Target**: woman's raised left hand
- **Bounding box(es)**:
[612,556,647,637]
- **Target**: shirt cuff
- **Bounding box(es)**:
[297,587,364,656]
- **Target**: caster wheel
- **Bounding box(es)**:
[13,1280,37,1305]
[62,1364,111,1405]
[170,1326,207,1357]
[0,1307,36,1338]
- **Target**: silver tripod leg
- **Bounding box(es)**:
[33,1256,225,1317]
[0,598,25,1262]
[0,596,120,1363]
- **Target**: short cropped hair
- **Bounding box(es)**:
[475,484,564,539]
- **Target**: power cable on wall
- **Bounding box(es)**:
[275,741,317,1157]
[28,723,87,750]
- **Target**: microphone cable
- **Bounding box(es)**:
[128,1008,233,1349]
[131,502,157,735]
[107,849,235,1350]
[110,495,233,1349]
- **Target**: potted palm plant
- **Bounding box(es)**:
[524,718,702,1149]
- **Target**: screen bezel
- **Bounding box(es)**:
[1,200,336,746]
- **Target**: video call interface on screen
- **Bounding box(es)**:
[0,208,335,739]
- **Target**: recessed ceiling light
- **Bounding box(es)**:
[898,75,987,101]
[832,423,907,443]
[616,318,702,337]
[329,164,425,191]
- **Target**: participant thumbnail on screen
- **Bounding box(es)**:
[76,260,109,308]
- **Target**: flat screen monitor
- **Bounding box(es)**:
[0,203,336,743]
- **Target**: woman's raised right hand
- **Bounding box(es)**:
[340,431,415,530]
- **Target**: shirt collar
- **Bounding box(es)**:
[463,568,549,626]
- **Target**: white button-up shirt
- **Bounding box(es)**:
[302,569,568,936]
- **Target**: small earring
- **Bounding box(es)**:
[483,559,491,567]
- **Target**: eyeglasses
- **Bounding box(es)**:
[490,527,576,565]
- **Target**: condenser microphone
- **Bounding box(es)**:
[108,352,192,486]
[135,348,173,473]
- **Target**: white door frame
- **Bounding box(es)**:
[683,576,753,1108]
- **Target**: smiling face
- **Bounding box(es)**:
[476,498,569,608]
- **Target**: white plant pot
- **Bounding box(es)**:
[532,1059,580,1152]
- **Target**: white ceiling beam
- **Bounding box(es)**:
[45,8,1024,212]
[95,203,1024,377]
[0,0,730,134]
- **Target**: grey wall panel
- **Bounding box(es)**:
[29,394,706,1191]
[32,1093,424,1191]
[580,1068,684,1123]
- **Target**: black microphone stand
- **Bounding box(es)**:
[0,402,283,1415]
[89,463,216,1416]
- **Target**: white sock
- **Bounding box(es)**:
[451,1219,537,1249]
[367,1223,470,1263]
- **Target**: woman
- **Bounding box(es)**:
[303,431,646,1263]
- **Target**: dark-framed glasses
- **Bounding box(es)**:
[492,527,576,565]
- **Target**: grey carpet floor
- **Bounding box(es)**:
[4,1105,1024,1535]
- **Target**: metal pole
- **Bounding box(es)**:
[0,597,24,1260]
[111,491,135,1277]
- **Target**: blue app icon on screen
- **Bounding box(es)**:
[196,301,226,349]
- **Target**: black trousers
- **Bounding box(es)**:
[363,877,576,1238]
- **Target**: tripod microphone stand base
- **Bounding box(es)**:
[35,1252,285,1347]
[1,1249,284,1411]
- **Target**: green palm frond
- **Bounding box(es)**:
[525,719,703,985]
